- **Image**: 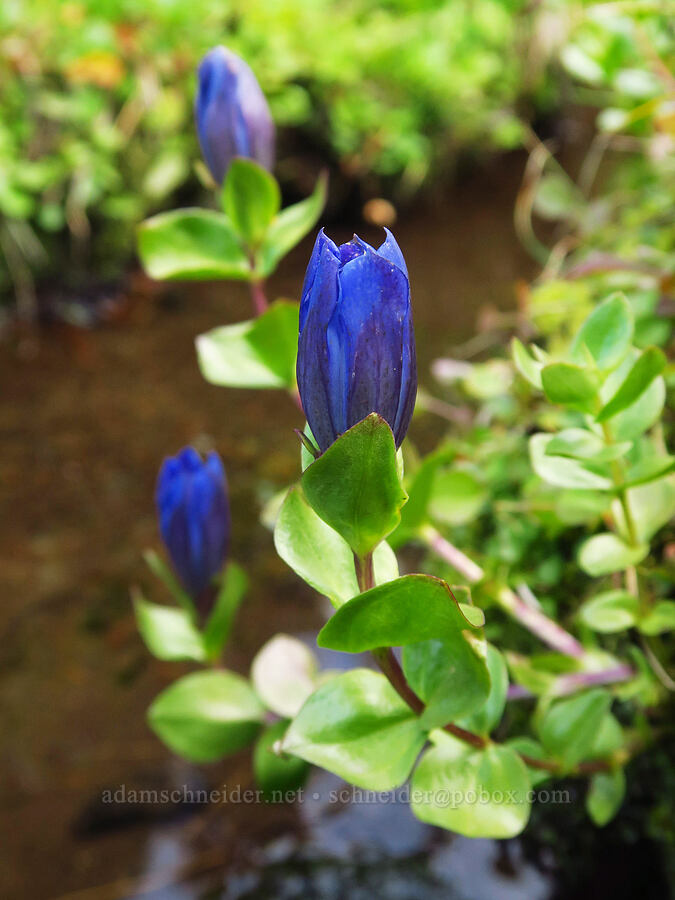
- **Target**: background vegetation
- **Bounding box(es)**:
[1,0,672,316]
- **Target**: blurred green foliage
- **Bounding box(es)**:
[0,0,673,311]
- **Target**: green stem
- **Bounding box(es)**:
[601,421,639,546]
[349,551,602,773]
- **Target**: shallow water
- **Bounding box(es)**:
[0,156,667,899]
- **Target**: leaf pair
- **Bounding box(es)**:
[138,161,326,281]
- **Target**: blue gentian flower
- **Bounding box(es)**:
[297,228,417,453]
[156,447,230,600]
[195,45,275,183]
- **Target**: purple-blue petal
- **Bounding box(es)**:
[377,227,408,278]
[155,447,230,599]
[195,46,274,183]
[296,228,416,452]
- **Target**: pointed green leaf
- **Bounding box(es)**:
[274,486,398,608]
[586,769,625,826]
[411,739,531,838]
[537,689,612,768]
[541,362,600,411]
[545,428,631,463]
[403,632,490,730]
[302,414,408,557]
[222,159,281,247]
[598,348,665,440]
[282,669,425,791]
[137,209,250,281]
[571,293,633,370]
[458,644,509,736]
[143,549,193,613]
[202,562,248,659]
[258,173,327,277]
[196,300,299,390]
[133,593,206,662]
[639,600,675,636]
[530,434,612,490]
[623,455,675,489]
[613,478,675,542]
[317,574,482,653]
[148,671,264,763]
[597,346,666,422]
[511,338,543,389]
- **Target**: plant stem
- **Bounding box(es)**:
[421,525,585,659]
[496,587,586,660]
[507,664,635,700]
[349,550,597,774]
[601,421,639,546]
[249,278,268,316]
[421,525,484,583]
[354,552,375,592]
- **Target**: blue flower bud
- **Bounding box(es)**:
[297,229,417,453]
[195,45,275,183]
[156,447,230,600]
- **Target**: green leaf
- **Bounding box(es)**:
[411,738,531,838]
[537,689,612,768]
[541,363,599,411]
[196,300,299,390]
[511,338,543,389]
[578,590,639,633]
[317,575,482,653]
[254,720,310,799]
[586,769,625,826]
[428,469,487,526]
[596,347,666,423]
[530,434,612,490]
[458,596,485,628]
[137,209,250,281]
[133,592,206,662]
[251,634,318,719]
[391,446,454,546]
[274,486,398,608]
[148,671,264,763]
[588,714,624,759]
[458,644,508,736]
[614,479,675,542]
[598,349,665,441]
[202,562,248,659]
[571,293,633,370]
[143,549,193,613]
[639,601,675,636]
[222,159,281,247]
[301,414,408,558]
[578,533,648,576]
[546,428,632,463]
[258,173,327,277]
[623,456,675,489]
[403,632,491,731]
[282,669,425,791]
